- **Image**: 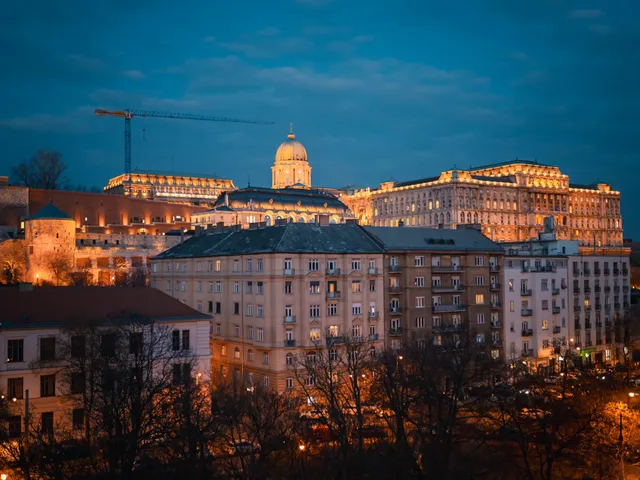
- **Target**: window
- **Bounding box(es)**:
[215,260,222,271]
[233,282,239,293]
[216,302,221,314]
[369,280,376,292]
[7,339,24,362]
[351,281,361,293]
[234,348,240,359]
[247,259,252,272]
[263,352,270,365]
[414,256,424,267]
[310,281,320,294]
[257,305,263,317]
[286,353,294,365]
[508,279,514,292]
[221,345,227,356]
[72,408,84,430]
[208,301,213,313]
[38,337,56,361]
[215,324,222,335]
[542,300,549,310]
[257,259,263,271]
[263,376,269,388]
[172,363,191,385]
[207,282,213,293]
[475,276,484,286]
[310,305,321,317]
[129,332,143,355]
[415,277,424,287]
[257,281,263,294]
[234,303,239,315]
[310,328,321,341]
[509,301,515,312]
[352,304,362,315]
[474,256,484,266]
[476,313,485,324]
[41,412,54,436]
[284,282,292,295]
[246,304,253,316]
[351,259,361,271]
[215,282,222,293]
[172,330,180,351]
[234,325,240,337]
[247,349,254,360]
[233,260,239,272]
[197,281,202,292]
[308,259,319,271]
[328,303,338,316]
[101,334,116,357]
[8,378,23,399]
[416,317,425,328]
[257,328,264,342]
[40,374,56,397]
[208,261,213,272]
[541,279,548,291]
[71,372,85,394]
[246,281,253,294]
[415,296,425,308]
[286,377,294,389]
[475,294,484,304]
[182,330,190,350]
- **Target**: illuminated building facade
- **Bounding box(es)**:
[343,160,623,247]
[104,170,236,205]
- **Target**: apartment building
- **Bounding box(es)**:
[151,222,385,392]
[502,246,570,369]
[0,285,211,438]
[362,226,505,361]
[502,237,631,365]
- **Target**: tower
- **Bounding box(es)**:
[271,124,311,189]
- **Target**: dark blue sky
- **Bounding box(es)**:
[1,0,638,237]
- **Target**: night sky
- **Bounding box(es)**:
[1,1,638,237]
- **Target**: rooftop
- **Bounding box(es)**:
[155,223,383,259]
[126,169,233,181]
[212,186,349,210]
[363,226,503,252]
[29,202,73,220]
[469,159,548,171]
[0,286,208,328]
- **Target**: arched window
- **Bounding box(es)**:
[265,215,271,226]
[298,217,305,223]
[234,348,240,359]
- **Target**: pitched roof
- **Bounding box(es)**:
[363,226,503,252]
[394,176,440,188]
[469,159,547,170]
[130,169,232,181]
[155,223,383,259]
[29,203,73,220]
[214,186,349,210]
[0,286,208,328]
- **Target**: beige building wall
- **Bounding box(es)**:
[151,252,385,392]
[25,217,76,283]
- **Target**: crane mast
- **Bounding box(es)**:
[94,108,274,195]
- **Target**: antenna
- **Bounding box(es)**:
[248,174,251,188]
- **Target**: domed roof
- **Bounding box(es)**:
[275,125,308,163]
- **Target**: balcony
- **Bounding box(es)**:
[605,304,611,311]
[614,269,620,276]
[552,288,560,295]
[604,268,611,275]
[521,289,532,296]
[573,305,581,313]
[368,311,379,319]
[492,338,503,346]
[432,284,464,293]
[326,267,341,276]
[573,270,580,277]
[433,324,467,333]
[584,287,591,294]
[432,265,461,273]
[389,286,403,294]
[594,286,601,293]
[432,304,465,313]
[389,306,403,314]
[552,306,561,314]
[623,268,629,276]
[284,340,296,348]
[573,288,580,295]
[490,283,500,290]
[283,315,297,324]
[389,327,403,336]
[604,286,611,293]
[326,291,341,299]
[553,326,561,334]
[585,322,592,329]
[491,302,501,309]
[594,269,601,276]
[521,308,533,316]
[522,349,534,357]
[490,264,500,272]
[283,268,295,276]
[368,267,379,275]
[584,269,591,276]
[596,304,603,311]
[326,336,345,346]
[615,303,621,310]
[574,324,581,330]
[623,286,629,293]
[490,321,502,329]
[521,329,534,337]
[389,264,402,273]
[368,333,379,341]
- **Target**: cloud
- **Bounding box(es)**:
[588,24,612,35]
[301,25,349,36]
[202,36,216,43]
[257,27,281,36]
[568,9,604,19]
[217,37,313,58]
[123,70,145,79]
[511,69,548,87]
[0,106,96,134]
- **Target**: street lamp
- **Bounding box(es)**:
[629,392,636,408]
[1,473,8,480]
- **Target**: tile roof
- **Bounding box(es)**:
[215,186,349,211]
[469,159,548,170]
[363,226,504,252]
[154,223,383,259]
[394,176,440,188]
[29,203,73,220]
[0,286,208,328]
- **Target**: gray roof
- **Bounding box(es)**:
[213,186,348,211]
[363,226,503,252]
[154,224,383,259]
[30,203,73,220]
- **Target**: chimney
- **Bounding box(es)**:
[215,222,225,233]
[346,219,358,225]
[180,229,185,243]
[316,215,330,226]
[18,282,33,292]
[195,225,205,236]
[249,222,260,230]
[259,221,267,229]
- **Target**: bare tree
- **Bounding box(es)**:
[11,150,68,190]
[0,239,26,283]
[47,250,74,286]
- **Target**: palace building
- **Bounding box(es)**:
[192,127,353,228]
[104,170,236,205]
[342,160,623,248]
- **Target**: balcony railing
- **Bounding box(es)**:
[594,269,601,276]
[584,269,591,275]
[326,291,341,299]
[573,288,580,295]
[490,283,500,290]
[574,324,581,330]
[368,311,379,319]
[491,302,501,309]
[369,334,379,341]
[490,264,500,272]
[389,286,403,293]
[522,349,534,357]
[326,336,345,346]
[595,322,602,328]
[389,306,403,314]
[389,327,403,336]
[521,308,533,316]
[595,286,601,293]
[490,321,501,329]
[551,288,560,295]
[623,286,629,293]
[553,326,561,334]
[585,322,592,329]
[573,305,581,312]
[604,286,611,293]
[605,304,611,311]
[573,270,580,276]
[521,329,534,337]
[584,287,591,294]
[326,268,341,276]
[283,268,295,276]
[614,269,620,276]
[552,306,561,314]
[432,265,461,272]
[389,264,402,273]
[433,324,467,332]
[283,315,297,324]
[432,304,465,313]
[604,268,611,275]
[624,302,630,309]
[615,303,621,310]
[368,267,379,275]
[623,268,629,275]
[432,284,464,292]
[284,340,296,348]
[521,289,532,296]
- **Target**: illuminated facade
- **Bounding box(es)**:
[104,170,236,205]
[271,125,312,189]
[342,161,623,247]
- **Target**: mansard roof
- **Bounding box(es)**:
[363,226,504,252]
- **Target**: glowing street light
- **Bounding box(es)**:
[298,443,305,452]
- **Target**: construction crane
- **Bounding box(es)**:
[95,108,274,190]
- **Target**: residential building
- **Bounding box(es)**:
[150,221,385,392]
[361,226,505,361]
[342,160,623,247]
[502,236,631,365]
[0,285,211,436]
[502,246,570,370]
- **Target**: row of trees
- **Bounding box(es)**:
[0,320,636,479]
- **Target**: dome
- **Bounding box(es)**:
[275,128,308,163]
